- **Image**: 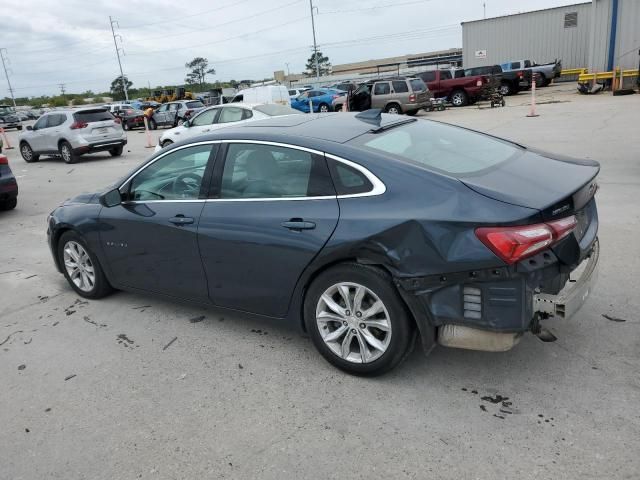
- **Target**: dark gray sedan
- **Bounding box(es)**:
[46,112,599,375]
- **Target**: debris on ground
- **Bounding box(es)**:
[0,330,24,346]
[64,374,76,381]
[189,315,205,323]
[163,336,178,351]
[18,364,26,370]
[602,313,627,322]
[83,316,107,327]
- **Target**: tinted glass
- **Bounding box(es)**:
[328,160,373,195]
[253,104,301,116]
[392,81,409,93]
[217,107,246,124]
[191,108,218,126]
[74,110,113,123]
[409,79,425,91]
[48,114,67,127]
[351,120,520,176]
[220,144,334,199]
[512,62,521,69]
[33,116,48,129]
[440,70,452,80]
[186,101,204,108]
[129,145,213,201]
[288,90,297,96]
[373,83,390,95]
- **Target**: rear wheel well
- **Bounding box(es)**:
[299,259,416,332]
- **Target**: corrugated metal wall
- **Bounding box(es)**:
[462,3,592,69]
[588,0,612,71]
[614,0,640,70]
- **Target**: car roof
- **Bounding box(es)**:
[198,112,412,144]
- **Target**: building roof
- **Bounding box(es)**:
[461,2,590,25]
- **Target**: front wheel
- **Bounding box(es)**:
[304,263,414,376]
[57,231,113,299]
[318,103,330,113]
[20,142,39,163]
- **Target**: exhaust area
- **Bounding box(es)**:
[438,325,522,352]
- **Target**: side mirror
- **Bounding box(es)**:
[100,188,122,207]
[183,120,190,128]
[26,125,33,131]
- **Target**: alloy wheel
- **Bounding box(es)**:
[63,241,96,293]
[319,105,329,113]
[316,282,392,363]
[387,106,400,114]
[452,93,464,106]
[61,144,72,163]
[21,144,32,161]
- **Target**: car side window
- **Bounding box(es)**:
[217,107,245,124]
[512,62,521,69]
[373,82,390,95]
[169,104,179,111]
[33,115,49,130]
[241,109,253,120]
[421,71,436,82]
[440,70,452,80]
[524,60,532,68]
[157,105,168,112]
[219,143,334,199]
[50,114,66,127]
[392,81,409,93]
[191,108,218,126]
[128,144,214,201]
[327,159,374,195]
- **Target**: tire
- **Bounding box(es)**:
[109,146,123,157]
[334,104,343,112]
[0,198,17,211]
[20,142,39,163]
[59,141,77,164]
[57,231,113,299]
[405,110,418,116]
[536,74,547,87]
[161,140,174,148]
[304,263,414,376]
[450,90,468,107]
[318,103,330,113]
[385,103,402,115]
[499,82,512,96]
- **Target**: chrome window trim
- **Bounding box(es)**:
[118,139,386,204]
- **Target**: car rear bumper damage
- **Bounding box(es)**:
[396,238,599,353]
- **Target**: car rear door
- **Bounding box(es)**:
[40,113,67,151]
[197,141,339,318]
[371,82,391,109]
[99,143,217,301]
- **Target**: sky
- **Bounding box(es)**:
[0,0,584,98]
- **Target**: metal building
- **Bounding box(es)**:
[462,0,640,72]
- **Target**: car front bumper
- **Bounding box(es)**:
[1,122,21,129]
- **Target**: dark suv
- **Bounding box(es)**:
[0,105,22,131]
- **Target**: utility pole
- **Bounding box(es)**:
[0,48,17,108]
[483,2,486,19]
[109,16,129,101]
[58,83,66,96]
[309,0,320,81]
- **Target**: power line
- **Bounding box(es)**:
[319,0,433,15]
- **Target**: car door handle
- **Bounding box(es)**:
[169,215,194,226]
[281,219,316,231]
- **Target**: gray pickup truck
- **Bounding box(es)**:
[500,59,562,87]
[0,105,23,131]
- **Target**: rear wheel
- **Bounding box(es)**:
[59,141,77,164]
[109,146,123,157]
[450,90,468,107]
[499,82,512,96]
[385,103,402,114]
[57,231,113,299]
[20,142,39,163]
[0,198,17,210]
[304,263,414,376]
[318,103,330,113]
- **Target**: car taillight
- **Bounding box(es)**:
[517,71,524,78]
[476,79,482,86]
[0,155,8,165]
[409,93,416,102]
[475,215,577,264]
[70,121,88,129]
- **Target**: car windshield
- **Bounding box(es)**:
[186,101,204,108]
[350,120,521,176]
[0,106,15,115]
[253,104,302,116]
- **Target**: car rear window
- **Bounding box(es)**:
[253,104,301,116]
[350,120,521,176]
[74,110,114,123]
[409,79,425,91]
[186,101,204,108]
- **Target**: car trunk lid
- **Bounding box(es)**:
[74,109,122,141]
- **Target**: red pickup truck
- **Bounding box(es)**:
[417,70,488,107]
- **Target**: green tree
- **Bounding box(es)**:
[185,57,216,89]
[110,76,133,100]
[305,50,331,77]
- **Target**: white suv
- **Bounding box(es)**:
[19,108,127,164]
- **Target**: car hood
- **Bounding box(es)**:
[63,192,99,205]
[460,147,599,213]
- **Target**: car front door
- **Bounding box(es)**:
[98,143,217,301]
[28,114,51,151]
[291,92,309,112]
[198,141,339,318]
[184,107,220,139]
[154,104,170,125]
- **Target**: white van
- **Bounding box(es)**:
[231,85,289,106]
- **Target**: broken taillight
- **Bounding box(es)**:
[475,215,577,264]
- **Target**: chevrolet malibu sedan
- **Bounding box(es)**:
[47,112,599,376]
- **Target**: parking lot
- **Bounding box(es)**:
[1,84,639,479]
